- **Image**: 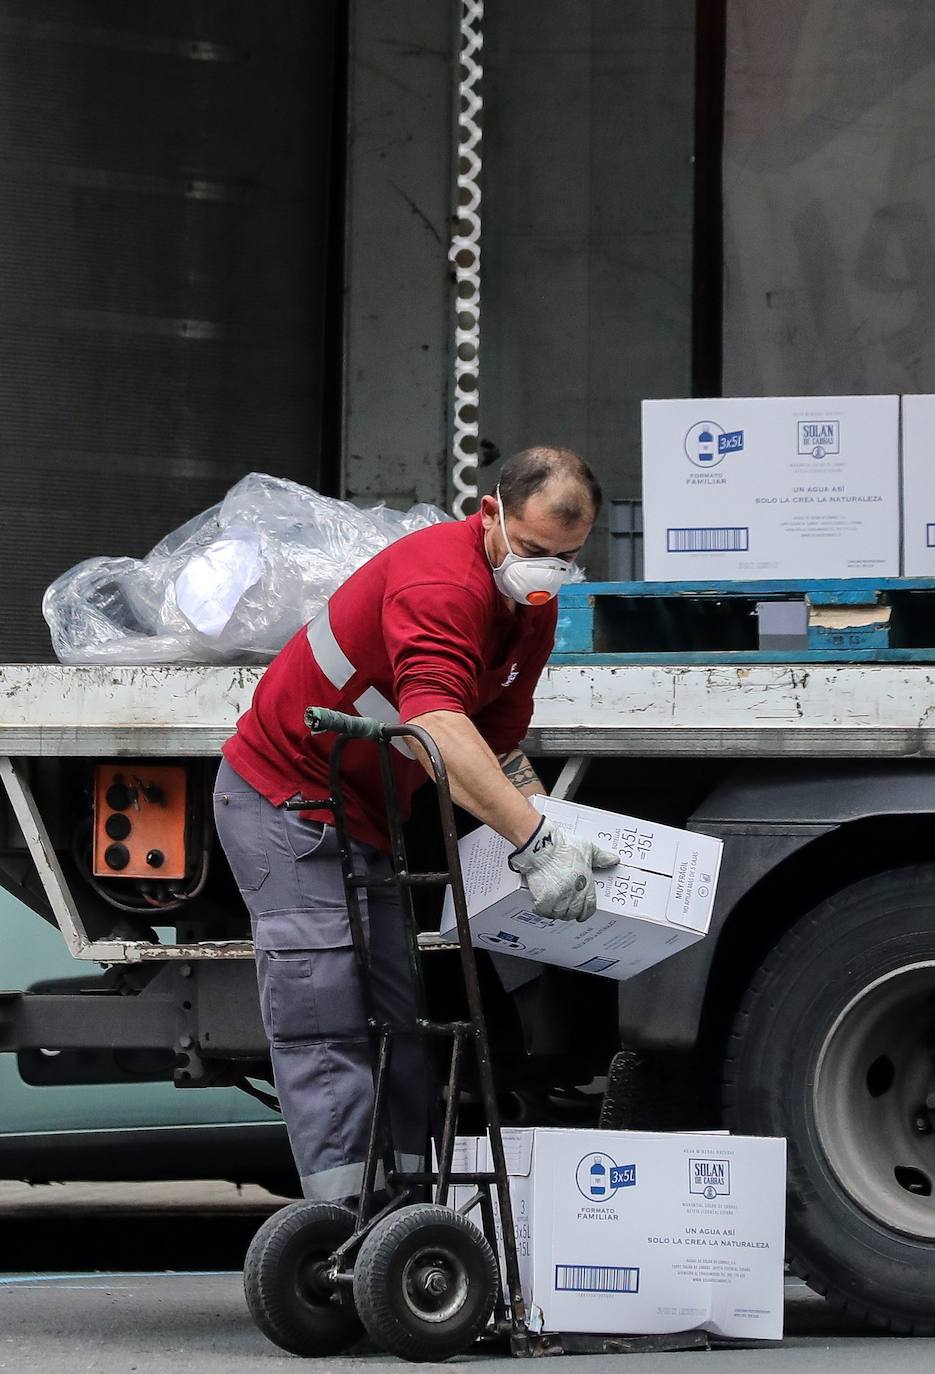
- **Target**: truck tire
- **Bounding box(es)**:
[723,865,935,1333]
[600,1048,706,1131]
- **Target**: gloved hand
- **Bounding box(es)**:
[508,819,619,922]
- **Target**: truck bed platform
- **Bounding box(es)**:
[1,662,935,760]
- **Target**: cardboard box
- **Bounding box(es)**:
[431,1135,483,1215]
[486,1127,786,1341]
[900,394,935,575]
[439,796,722,981]
[430,1135,527,1325]
[641,395,900,580]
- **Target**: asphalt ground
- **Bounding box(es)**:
[1,1183,934,1373]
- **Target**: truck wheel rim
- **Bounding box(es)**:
[401,1244,469,1323]
[814,961,935,1240]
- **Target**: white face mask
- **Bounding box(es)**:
[489,487,577,606]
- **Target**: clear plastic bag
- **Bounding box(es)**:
[43,472,452,664]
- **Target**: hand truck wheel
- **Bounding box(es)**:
[243,1201,362,1356]
[352,1203,499,1362]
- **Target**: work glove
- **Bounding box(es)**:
[508,819,619,923]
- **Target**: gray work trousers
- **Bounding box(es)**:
[213,758,427,1202]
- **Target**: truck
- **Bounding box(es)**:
[3,639,935,1336]
[1,0,934,1344]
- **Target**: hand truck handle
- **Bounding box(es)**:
[304,705,387,743]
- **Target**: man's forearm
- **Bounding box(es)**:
[406,710,541,848]
[496,748,546,800]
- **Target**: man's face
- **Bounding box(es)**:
[481,488,595,569]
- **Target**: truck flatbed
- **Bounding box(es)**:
[1,662,934,759]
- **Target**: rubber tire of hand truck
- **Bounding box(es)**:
[723,866,935,1335]
[243,1201,362,1356]
[352,1203,499,1361]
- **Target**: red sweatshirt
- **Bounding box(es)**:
[223,512,557,851]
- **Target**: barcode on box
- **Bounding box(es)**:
[667,527,750,553]
[555,1264,640,1294]
[576,956,619,974]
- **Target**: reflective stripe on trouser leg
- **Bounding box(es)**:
[301,1160,385,1203]
[300,1153,425,1203]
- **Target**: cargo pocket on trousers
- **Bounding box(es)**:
[264,950,317,1045]
[255,911,366,1046]
[213,789,270,893]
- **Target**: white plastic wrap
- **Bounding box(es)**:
[43,472,452,664]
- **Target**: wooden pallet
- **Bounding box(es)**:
[553,578,935,664]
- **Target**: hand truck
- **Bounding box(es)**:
[242,707,532,1362]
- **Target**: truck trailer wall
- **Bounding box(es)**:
[0,1,340,663]
[341,0,455,513]
[724,0,935,395]
[478,0,696,575]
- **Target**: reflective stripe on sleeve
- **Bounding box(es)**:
[306,608,355,690]
[353,687,416,759]
[307,609,416,761]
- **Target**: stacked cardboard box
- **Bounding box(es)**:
[901,395,935,576]
[641,395,900,580]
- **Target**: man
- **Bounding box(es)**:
[213,446,616,1203]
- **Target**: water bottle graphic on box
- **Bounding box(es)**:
[695,429,716,464]
[684,420,725,469]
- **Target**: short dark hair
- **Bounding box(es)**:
[498,446,602,524]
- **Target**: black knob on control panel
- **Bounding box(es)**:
[106,783,133,811]
[104,843,130,871]
[105,813,131,841]
[146,849,165,869]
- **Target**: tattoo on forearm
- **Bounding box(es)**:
[499,751,540,791]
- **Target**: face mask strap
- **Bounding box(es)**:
[495,484,517,561]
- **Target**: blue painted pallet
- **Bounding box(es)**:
[552,578,935,665]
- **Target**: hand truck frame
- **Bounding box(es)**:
[242,706,532,1362]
